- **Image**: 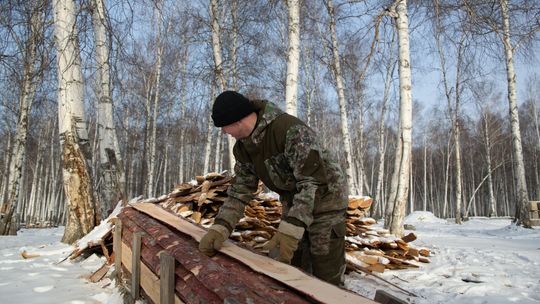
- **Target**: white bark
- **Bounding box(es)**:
[325,0,358,195]
[147,5,164,198]
[484,116,498,217]
[0,133,11,206]
[285,0,301,116]
[499,0,530,227]
[53,0,97,243]
[203,112,214,175]
[91,0,125,218]
[433,5,465,224]
[214,132,223,173]
[210,0,235,173]
[0,4,43,235]
[178,37,189,183]
[385,0,413,237]
[374,35,396,218]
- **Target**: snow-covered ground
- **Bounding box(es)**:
[346,212,540,304]
[0,227,122,304]
[1,212,539,304]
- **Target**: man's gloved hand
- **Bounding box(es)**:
[199,224,231,256]
[263,220,305,264]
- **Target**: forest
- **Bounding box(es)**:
[0,0,539,241]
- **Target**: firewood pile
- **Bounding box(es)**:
[157,172,431,273]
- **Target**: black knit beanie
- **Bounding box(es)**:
[212,91,255,127]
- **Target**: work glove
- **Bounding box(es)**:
[263,220,305,264]
[199,224,230,256]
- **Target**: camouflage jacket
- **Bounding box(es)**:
[215,100,348,232]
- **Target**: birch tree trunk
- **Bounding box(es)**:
[384,0,413,237]
[373,35,395,219]
[423,136,428,211]
[214,132,222,172]
[0,133,11,206]
[324,0,358,195]
[210,0,235,173]
[499,0,530,227]
[142,75,153,195]
[484,115,498,217]
[147,4,164,198]
[178,37,189,183]
[285,0,300,116]
[231,0,239,91]
[433,4,466,223]
[53,0,97,243]
[1,3,45,235]
[91,0,125,218]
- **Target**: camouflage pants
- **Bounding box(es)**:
[291,220,346,286]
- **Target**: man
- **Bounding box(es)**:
[199,90,349,286]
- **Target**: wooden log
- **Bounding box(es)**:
[374,290,408,304]
[121,218,220,303]
[120,213,222,302]
[130,203,376,304]
[160,251,175,304]
[401,232,417,243]
[131,231,142,300]
[122,242,184,304]
[89,263,110,283]
[121,207,313,303]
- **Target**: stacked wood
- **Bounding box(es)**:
[344,197,431,272]
[155,172,431,273]
[530,201,540,226]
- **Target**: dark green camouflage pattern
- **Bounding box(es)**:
[215,100,348,257]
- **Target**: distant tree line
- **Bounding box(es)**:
[0,0,538,239]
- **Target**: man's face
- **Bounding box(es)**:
[222,120,250,139]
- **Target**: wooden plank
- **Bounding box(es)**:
[114,221,122,279]
[530,218,540,226]
[374,290,408,304]
[89,263,110,283]
[131,232,142,300]
[132,203,376,304]
[121,242,184,304]
[160,251,175,304]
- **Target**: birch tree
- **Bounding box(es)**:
[90,0,125,217]
[284,0,300,116]
[384,0,413,237]
[463,0,539,226]
[373,31,396,219]
[324,0,358,195]
[53,0,97,243]
[499,0,530,227]
[432,1,468,224]
[147,2,164,197]
[0,2,47,235]
[209,0,234,173]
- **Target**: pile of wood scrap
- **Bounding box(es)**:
[344,198,431,273]
[154,172,431,273]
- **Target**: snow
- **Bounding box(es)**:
[0,227,121,304]
[346,212,540,304]
[1,212,539,303]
